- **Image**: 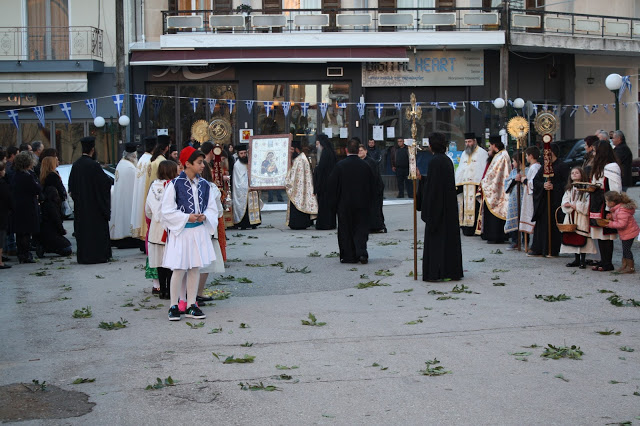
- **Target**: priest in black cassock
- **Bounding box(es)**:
[417,132,463,281]
[313,135,337,230]
[328,138,373,264]
[68,137,113,264]
[528,143,569,257]
[357,141,386,233]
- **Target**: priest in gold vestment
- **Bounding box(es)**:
[455,133,488,236]
[476,136,511,243]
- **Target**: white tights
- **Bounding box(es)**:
[170,268,200,307]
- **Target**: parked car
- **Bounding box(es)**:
[556,138,586,169]
[632,158,640,185]
[57,164,115,218]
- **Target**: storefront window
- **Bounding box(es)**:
[208,84,238,147]
[321,84,350,156]
[289,84,317,149]
[147,86,177,143]
[255,84,286,136]
[21,122,51,149]
[56,122,85,165]
[0,124,17,149]
[179,85,207,147]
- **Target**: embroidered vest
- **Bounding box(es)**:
[172,171,210,214]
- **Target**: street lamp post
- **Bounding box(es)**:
[94,115,130,166]
[605,73,623,131]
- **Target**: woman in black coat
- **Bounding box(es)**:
[0,160,12,268]
[313,135,337,230]
[39,186,72,257]
[11,152,41,263]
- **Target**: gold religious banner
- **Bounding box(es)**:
[405,93,422,180]
[191,119,210,143]
[507,116,529,145]
[208,118,232,143]
[534,111,557,178]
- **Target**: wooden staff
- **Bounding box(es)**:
[521,147,527,251]
[547,179,552,257]
[413,177,417,281]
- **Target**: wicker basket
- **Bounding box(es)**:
[555,207,577,233]
[596,218,611,227]
[573,182,600,192]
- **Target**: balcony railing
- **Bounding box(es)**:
[161,7,503,34]
[0,26,103,61]
[510,8,640,39]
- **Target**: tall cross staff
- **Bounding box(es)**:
[507,116,529,251]
[533,111,558,257]
[405,93,421,281]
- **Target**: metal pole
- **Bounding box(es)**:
[614,89,620,130]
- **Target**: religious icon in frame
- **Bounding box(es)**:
[247,134,292,190]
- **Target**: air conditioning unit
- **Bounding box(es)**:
[327,67,343,77]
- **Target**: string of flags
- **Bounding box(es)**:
[3,88,639,130]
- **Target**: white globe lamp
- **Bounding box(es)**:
[94,116,105,128]
[605,73,623,91]
[493,97,505,109]
[118,115,130,127]
[513,98,525,109]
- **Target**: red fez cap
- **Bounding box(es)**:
[179,146,196,166]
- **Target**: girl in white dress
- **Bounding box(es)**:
[161,148,218,321]
[560,167,596,268]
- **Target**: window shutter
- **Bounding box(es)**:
[322,0,340,31]
[436,0,455,30]
[214,0,233,13]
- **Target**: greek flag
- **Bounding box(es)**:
[300,102,309,117]
[430,102,440,110]
[532,104,538,114]
[603,104,610,114]
[569,105,579,118]
[207,98,217,115]
[393,102,403,111]
[448,102,457,110]
[85,98,97,119]
[112,94,124,116]
[552,105,558,115]
[338,102,347,109]
[583,105,591,115]
[32,106,45,127]
[356,102,365,118]
[619,75,631,100]
[612,103,616,110]
[264,101,272,117]
[543,104,548,112]
[375,103,384,119]
[282,101,291,117]
[319,102,328,119]
[135,94,146,118]
[59,102,72,123]
[189,98,200,113]
[226,99,235,115]
[245,100,254,114]
[591,104,598,114]
[560,106,568,116]
[152,98,163,119]
[6,110,18,129]
[470,101,480,111]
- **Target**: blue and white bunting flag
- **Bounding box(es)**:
[430,102,440,110]
[356,102,365,118]
[207,98,217,115]
[636,102,640,113]
[152,98,163,118]
[32,106,45,127]
[245,100,254,114]
[264,101,273,117]
[190,98,200,113]
[300,102,309,117]
[60,102,72,123]
[591,104,598,114]
[552,105,558,115]
[85,98,97,119]
[319,102,328,119]
[393,102,403,111]
[622,102,628,109]
[134,94,146,118]
[560,106,568,116]
[338,102,347,109]
[226,99,235,115]
[282,101,291,117]
[603,104,610,114]
[543,104,548,111]
[619,75,632,100]
[569,105,579,117]
[507,99,513,107]
[470,101,480,111]
[448,102,457,110]
[583,105,591,115]
[6,110,18,129]
[375,103,384,119]
[532,104,538,114]
[112,94,124,116]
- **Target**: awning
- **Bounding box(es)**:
[130,47,408,65]
[0,72,87,93]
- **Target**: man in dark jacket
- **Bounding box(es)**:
[612,130,633,191]
[328,139,374,264]
[390,138,411,198]
[68,137,112,264]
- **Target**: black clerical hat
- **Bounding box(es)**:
[124,143,138,153]
[464,132,476,140]
[489,135,501,144]
[144,136,157,152]
[80,136,95,151]
[291,140,302,150]
[235,144,248,152]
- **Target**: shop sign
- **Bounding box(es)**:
[362,51,484,87]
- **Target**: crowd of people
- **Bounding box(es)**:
[1,127,636,317]
[454,129,638,274]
